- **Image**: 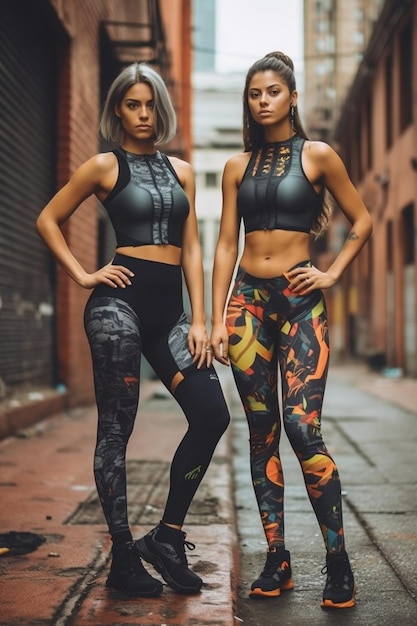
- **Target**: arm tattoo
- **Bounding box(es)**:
[347,231,359,241]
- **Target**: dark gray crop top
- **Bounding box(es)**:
[237,135,323,234]
[102,148,189,248]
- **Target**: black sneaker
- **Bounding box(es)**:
[136,525,202,594]
[249,547,294,598]
[106,540,163,597]
[321,550,356,609]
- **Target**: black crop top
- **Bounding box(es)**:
[237,135,323,234]
[102,148,190,248]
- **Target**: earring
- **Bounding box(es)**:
[290,105,295,130]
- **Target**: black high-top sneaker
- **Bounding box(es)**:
[321,550,356,609]
[249,547,294,598]
[136,524,202,594]
[106,540,163,597]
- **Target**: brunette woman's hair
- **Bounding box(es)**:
[242,51,332,237]
[100,63,176,145]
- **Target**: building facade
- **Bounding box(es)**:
[191,0,247,317]
[0,0,192,437]
[192,0,216,72]
[192,71,244,315]
[303,0,385,142]
[333,0,416,376]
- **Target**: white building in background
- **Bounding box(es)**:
[192,70,244,317]
[191,0,304,318]
[191,0,243,318]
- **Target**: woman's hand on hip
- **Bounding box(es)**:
[286,265,336,295]
[80,261,134,289]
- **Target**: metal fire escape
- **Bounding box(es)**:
[100,0,172,86]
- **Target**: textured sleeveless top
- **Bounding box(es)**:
[237,135,323,234]
[101,148,189,248]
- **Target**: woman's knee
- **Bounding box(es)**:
[206,396,230,434]
[192,386,230,435]
[285,423,328,459]
[175,372,230,434]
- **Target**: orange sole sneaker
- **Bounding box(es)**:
[321,585,357,609]
[249,577,294,599]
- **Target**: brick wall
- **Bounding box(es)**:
[333,0,417,375]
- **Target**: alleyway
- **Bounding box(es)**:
[0,363,416,625]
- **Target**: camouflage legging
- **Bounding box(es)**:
[84,255,229,536]
[226,263,345,553]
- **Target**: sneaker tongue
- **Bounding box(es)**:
[327,555,349,586]
[262,551,282,575]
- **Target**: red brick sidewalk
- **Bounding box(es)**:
[0,380,238,626]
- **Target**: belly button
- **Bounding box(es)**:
[265,256,271,261]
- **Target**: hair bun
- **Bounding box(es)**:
[264,51,294,71]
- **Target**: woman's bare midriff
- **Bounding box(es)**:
[239,229,311,278]
[116,244,182,265]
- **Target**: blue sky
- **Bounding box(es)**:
[216,0,303,73]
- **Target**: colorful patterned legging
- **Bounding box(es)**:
[226,263,344,553]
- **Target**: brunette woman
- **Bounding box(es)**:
[211,51,372,609]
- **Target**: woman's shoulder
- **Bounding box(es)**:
[165,154,192,174]
[221,153,251,187]
[69,151,118,193]
[226,151,251,166]
[301,140,348,183]
[164,154,194,189]
[224,151,251,177]
[301,139,342,170]
[302,139,336,160]
[81,151,118,174]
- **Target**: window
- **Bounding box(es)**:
[366,94,373,170]
[386,220,393,272]
[399,20,413,131]
[384,54,393,149]
[205,172,217,187]
[354,30,364,46]
[198,219,205,252]
[355,115,363,180]
[402,204,415,266]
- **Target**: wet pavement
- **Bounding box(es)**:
[0,362,416,625]
[233,363,417,626]
[0,380,237,626]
